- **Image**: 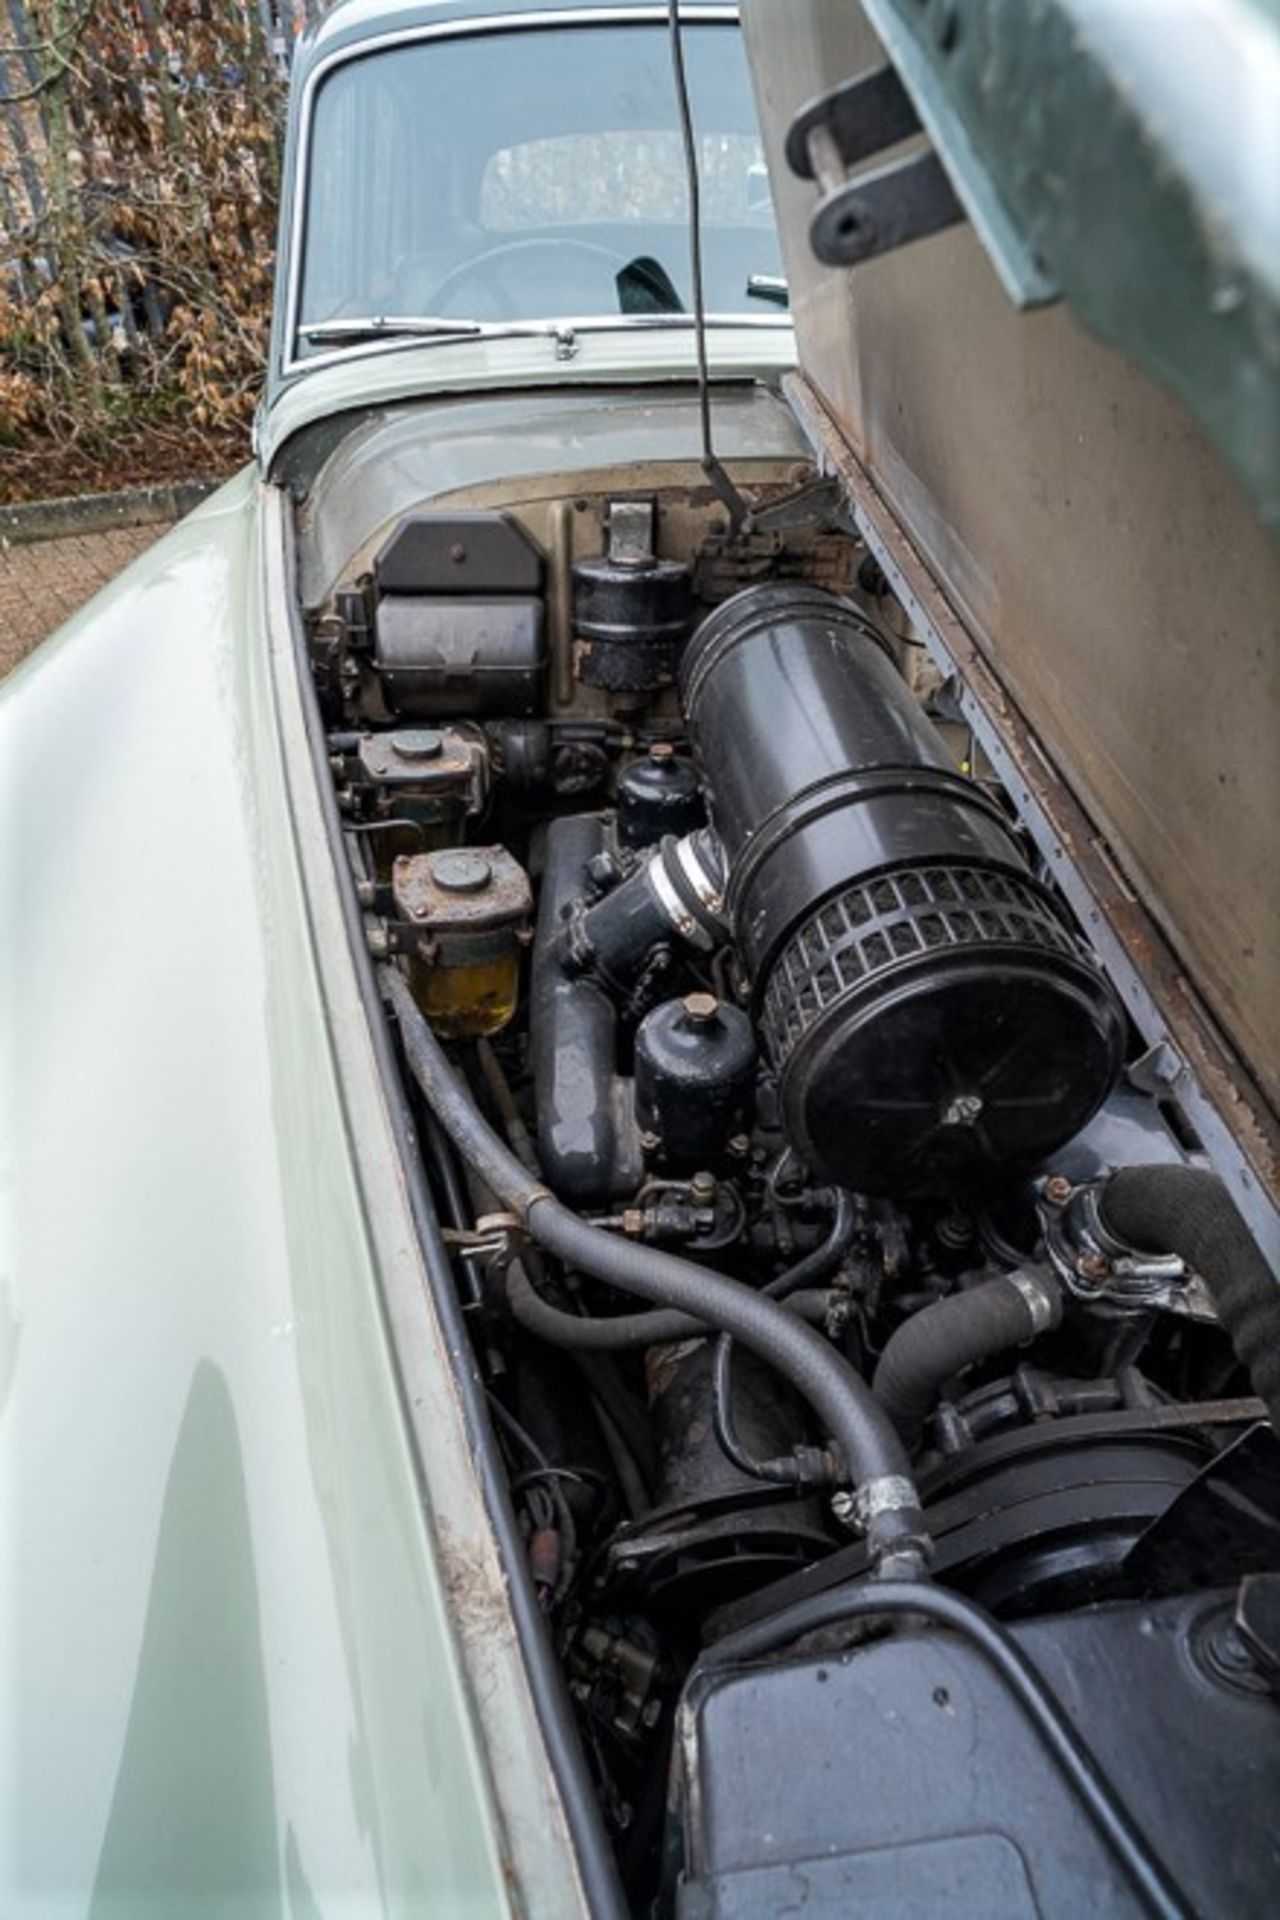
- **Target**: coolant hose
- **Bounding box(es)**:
[872,1268,1064,1446]
[1100,1165,1280,1426]
[507,1262,835,1351]
[382,965,930,1575]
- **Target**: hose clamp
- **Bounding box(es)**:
[648,849,712,948]
[648,833,726,952]
[1006,1267,1060,1333]
[835,1473,919,1536]
[671,830,726,923]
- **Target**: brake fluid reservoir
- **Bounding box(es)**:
[392,846,532,1037]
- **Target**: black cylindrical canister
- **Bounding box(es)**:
[634,992,756,1171]
[573,553,694,693]
[617,743,705,849]
[679,583,1126,1196]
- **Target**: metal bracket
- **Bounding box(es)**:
[788,65,964,270]
[814,150,964,271]
[746,474,844,535]
[848,0,1275,530]
[787,63,921,179]
[606,497,656,566]
[1037,1175,1217,1324]
[1128,1041,1189,1101]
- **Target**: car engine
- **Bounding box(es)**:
[308,483,1280,1917]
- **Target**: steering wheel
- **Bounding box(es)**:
[426,236,633,318]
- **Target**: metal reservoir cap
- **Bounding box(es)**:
[433,850,493,894]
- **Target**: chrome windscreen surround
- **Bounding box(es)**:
[276,5,748,382]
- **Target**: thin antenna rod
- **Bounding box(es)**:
[668,0,752,536]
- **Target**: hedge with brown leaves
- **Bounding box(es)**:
[1,1,292,490]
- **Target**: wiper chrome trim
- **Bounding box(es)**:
[298,315,484,343]
[292,311,792,372]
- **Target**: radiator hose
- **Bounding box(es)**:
[382,965,930,1576]
[1099,1165,1280,1427]
[872,1267,1064,1445]
[506,1261,836,1352]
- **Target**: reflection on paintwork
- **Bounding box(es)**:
[0,479,511,1916]
[92,1363,279,1916]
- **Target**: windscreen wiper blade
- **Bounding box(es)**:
[298,315,482,344]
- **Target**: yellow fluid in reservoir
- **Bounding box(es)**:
[410,952,520,1038]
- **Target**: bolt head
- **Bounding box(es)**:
[1043,1174,1073,1206]
[681,991,719,1026]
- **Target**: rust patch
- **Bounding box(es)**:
[435,1515,514,1647]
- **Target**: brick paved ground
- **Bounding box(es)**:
[0,522,175,679]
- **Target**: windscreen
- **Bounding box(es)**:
[296,20,782,350]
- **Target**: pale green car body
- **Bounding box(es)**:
[0,3,798,1913]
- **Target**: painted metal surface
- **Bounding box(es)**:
[258,323,795,475]
[0,475,582,1915]
[858,0,1280,534]
[293,383,809,607]
[742,1,1280,1216]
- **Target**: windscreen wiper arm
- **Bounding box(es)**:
[298,315,483,345]
[746,273,789,308]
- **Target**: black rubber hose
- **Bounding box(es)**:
[872,1267,1064,1446]
[713,1192,859,1482]
[769,1193,860,1300]
[694,1581,1189,1920]
[1100,1165,1280,1425]
[382,966,930,1575]
[506,1259,835,1350]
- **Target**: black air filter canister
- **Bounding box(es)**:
[573,553,694,692]
[679,584,1126,1196]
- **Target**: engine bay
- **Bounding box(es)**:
[302,454,1280,1917]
